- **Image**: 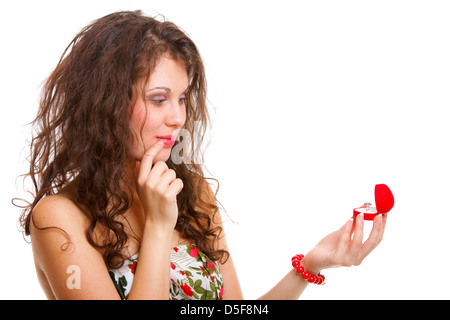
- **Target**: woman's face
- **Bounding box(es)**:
[128,55,188,163]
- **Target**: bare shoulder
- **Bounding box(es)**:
[29,193,120,299]
[31,193,89,233]
[29,193,92,269]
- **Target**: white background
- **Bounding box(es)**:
[1,0,449,299]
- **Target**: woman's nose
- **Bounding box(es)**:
[165,99,185,127]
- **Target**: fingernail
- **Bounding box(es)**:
[157,140,164,145]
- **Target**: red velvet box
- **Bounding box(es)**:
[353,184,395,220]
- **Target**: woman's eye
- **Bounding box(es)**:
[178,93,187,104]
[147,94,186,105]
[179,97,187,104]
[148,95,166,104]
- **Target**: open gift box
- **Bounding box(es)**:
[353,184,394,220]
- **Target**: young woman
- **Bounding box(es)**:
[17,10,387,300]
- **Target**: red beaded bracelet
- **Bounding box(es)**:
[291,254,325,285]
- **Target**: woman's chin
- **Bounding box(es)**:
[152,150,172,163]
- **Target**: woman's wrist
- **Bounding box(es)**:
[291,254,325,285]
[144,217,175,235]
[300,254,322,275]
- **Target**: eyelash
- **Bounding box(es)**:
[148,97,187,105]
[150,98,165,104]
[179,97,187,104]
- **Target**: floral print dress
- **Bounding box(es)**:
[108,244,223,300]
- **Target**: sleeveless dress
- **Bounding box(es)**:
[108,244,223,300]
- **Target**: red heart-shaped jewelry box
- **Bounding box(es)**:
[353,184,394,220]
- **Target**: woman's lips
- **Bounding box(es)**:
[156,135,175,147]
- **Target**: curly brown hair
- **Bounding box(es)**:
[16,10,228,269]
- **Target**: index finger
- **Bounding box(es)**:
[136,140,165,183]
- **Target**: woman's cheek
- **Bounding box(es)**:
[130,104,147,128]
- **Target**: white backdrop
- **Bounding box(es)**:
[1,0,449,299]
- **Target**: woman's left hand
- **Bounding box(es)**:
[302,212,387,274]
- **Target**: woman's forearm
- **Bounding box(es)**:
[257,255,320,300]
[257,268,309,300]
[126,221,172,300]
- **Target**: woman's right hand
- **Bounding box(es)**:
[134,140,184,231]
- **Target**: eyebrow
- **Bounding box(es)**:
[146,86,189,94]
[147,86,171,93]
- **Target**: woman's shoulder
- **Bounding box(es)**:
[29,190,120,299]
[30,190,89,236]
